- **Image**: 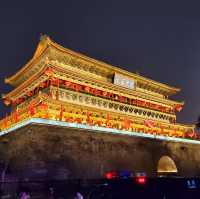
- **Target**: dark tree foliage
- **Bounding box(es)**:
[195,115,200,132]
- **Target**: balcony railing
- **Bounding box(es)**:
[51,87,175,124]
[0,94,196,141]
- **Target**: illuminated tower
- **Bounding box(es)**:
[1,35,194,139]
[0,35,199,180]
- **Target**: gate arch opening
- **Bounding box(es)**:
[157,156,178,174]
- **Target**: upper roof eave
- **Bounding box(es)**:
[5,35,180,96]
[5,35,51,86]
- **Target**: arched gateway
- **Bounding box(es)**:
[157,156,178,174]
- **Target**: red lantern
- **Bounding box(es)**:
[131,99,137,105]
[92,88,99,96]
[39,103,48,110]
[11,100,16,107]
[74,84,81,92]
[160,125,164,135]
[144,120,155,128]
[84,86,90,93]
[28,104,36,116]
[175,104,183,112]
[96,90,102,96]
[115,95,119,100]
[27,91,33,97]
[3,117,8,128]
[13,110,20,122]
[102,91,107,97]
[119,96,125,103]
[97,120,102,126]
[106,113,110,127]
[52,79,60,100]
[59,105,64,121]
[106,92,112,98]
[3,98,11,106]
[123,117,132,130]
[75,118,82,123]
[185,130,196,139]
[86,111,92,124]
[146,102,150,108]
[39,81,48,88]
[64,81,71,87]
[44,68,54,77]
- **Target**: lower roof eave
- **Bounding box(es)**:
[0,118,199,145]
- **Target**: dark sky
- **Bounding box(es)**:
[0,1,200,124]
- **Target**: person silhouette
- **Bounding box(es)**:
[74,192,84,199]
[19,192,30,199]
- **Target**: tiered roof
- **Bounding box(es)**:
[3,35,183,107]
[0,35,196,143]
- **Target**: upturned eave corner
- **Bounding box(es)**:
[4,36,52,87]
[4,77,9,84]
[4,35,181,94]
[32,34,52,59]
[172,87,181,95]
[181,101,185,105]
[1,94,6,101]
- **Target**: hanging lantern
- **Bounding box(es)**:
[75,84,82,92]
[11,100,16,107]
[105,92,111,98]
[96,120,102,126]
[27,91,33,97]
[53,78,60,100]
[86,111,91,124]
[13,110,20,122]
[115,95,119,100]
[106,113,110,127]
[119,96,125,103]
[175,104,183,112]
[102,91,107,97]
[64,81,71,88]
[160,125,164,135]
[28,104,36,116]
[93,88,99,96]
[44,68,54,77]
[3,98,11,106]
[131,99,137,105]
[144,120,155,128]
[75,117,82,123]
[185,129,196,139]
[39,81,48,88]
[84,86,90,93]
[39,103,48,110]
[96,90,102,96]
[59,105,64,121]
[3,117,8,128]
[123,117,132,130]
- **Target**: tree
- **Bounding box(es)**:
[195,115,200,133]
[0,139,9,195]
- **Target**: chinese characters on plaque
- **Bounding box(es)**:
[114,73,135,89]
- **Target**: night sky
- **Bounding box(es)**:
[0,1,199,124]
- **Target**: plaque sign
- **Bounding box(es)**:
[114,73,135,89]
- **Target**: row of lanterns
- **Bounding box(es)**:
[0,101,195,140]
[8,77,178,115]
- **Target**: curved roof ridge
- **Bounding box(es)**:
[5,35,180,95]
[48,37,180,93]
[5,35,50,85]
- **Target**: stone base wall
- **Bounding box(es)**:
[0,124,200,180]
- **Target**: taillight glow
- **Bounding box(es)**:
[136,176,146,185]
[105,171,118,179]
